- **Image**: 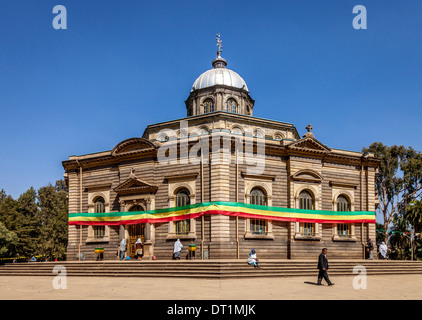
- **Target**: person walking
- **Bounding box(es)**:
[173,239,183,260]
[367,238,374,260]
[379,241,388,260]
[317,248,334,286]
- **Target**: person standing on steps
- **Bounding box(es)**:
[119,238,127,261]
[317,248,334,286]
[367,238,374,260]
[134,238,143,260]
[173,239,183,260]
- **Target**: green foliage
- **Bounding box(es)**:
[0,180,68,260]
[37,181,68,260]
[363,143,422,245]
[0,222,18,257]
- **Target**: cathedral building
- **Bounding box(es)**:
[63,38,380,261]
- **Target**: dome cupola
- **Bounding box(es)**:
[186,34,254,117]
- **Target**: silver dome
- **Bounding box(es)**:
[191,68,249,92]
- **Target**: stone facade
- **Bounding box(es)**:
[63,51,380,261]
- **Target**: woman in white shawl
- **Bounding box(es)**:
[247,249,260,268]
[119,238,126,261]
[379,242,388,260]
[173,239,183,260]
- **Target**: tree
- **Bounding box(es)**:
[406,199,422,233]
[389,215,412,260]
[0,222,18,258]
[14,187,41,257]
[37,180,68,260]
[0,181,68,260]
[363,143,422,244]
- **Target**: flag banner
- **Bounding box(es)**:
[68,201,375,226]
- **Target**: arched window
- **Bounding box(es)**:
[94,197,105,239]
[250,187,267,206]
[203,99,214,114]
[253,129,264,138]
[337,195,350,212]
[175,189,190,207]
[226,98,237,113]
[94,197,105,213]
[299,191,315,236]
[274,134,282,141]
[175,189,190,235]
[337,195,351,237]
[197,128,209,136]
[299,190,314,210]
[232,127,243,135]
[129,205,144,212]
[250,187,267,235]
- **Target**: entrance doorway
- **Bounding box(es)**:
[128,223,145,257]
[128,205,145,258]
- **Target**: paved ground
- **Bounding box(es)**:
[0,274,421,300]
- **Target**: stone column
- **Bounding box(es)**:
[143,198,153,259]
[210,133,232,258]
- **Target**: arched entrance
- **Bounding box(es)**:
[128,205,145,258]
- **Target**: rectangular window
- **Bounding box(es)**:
[338,224,351,237]
[251,219,267,235]
[175,219,190,235]
[300,222,315,236]
[93,226,105,239]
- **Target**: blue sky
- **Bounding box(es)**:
[0,0,421,203]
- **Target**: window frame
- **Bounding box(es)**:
[294,189,321,241]
[86,193,111,244]
[166,183,197,240]
[226,98,238,113]
[203,98,214,114]
[333,194,357,242]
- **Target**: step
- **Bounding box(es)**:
[1,260,421,279]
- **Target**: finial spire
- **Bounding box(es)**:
[212,33,227,69]
[216,33,223,57]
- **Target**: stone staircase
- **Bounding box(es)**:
[1,260,422,279]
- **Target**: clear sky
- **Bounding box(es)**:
[1,0,421,201]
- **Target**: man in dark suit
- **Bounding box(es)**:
[317,248,334,286]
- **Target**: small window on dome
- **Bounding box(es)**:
[226,98,237,113]
[203,99,214,114]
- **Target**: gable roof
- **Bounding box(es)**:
[113,177,158,195]
[286,137,331,154]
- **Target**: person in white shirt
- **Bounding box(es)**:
[247,249,261,268]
